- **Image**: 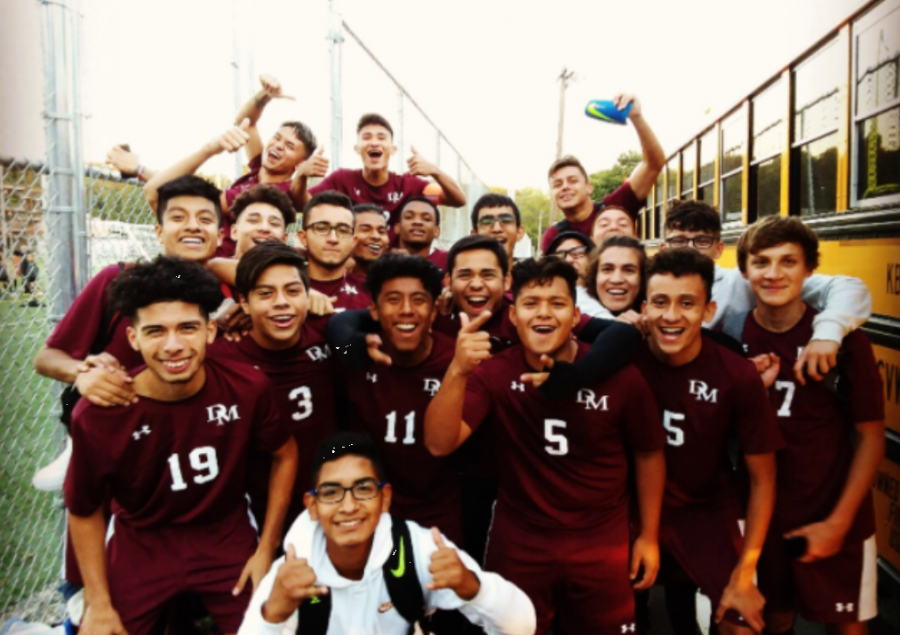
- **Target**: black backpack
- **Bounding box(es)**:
[296,517,426,635]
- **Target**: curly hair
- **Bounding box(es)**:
[109,256,224,320]
[364,253,443,301]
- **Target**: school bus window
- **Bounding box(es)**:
[698,129,716,203]
[720,109,747,221]
[751,80,786,219]
[853,3,900,201]
[793,38,841,215]
[681,145,695,200]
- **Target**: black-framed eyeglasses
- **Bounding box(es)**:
[309,478,385,504]
[305,221,354,239]
[551,245,589,259]
[477,213,517,227]
[665,235,717,249]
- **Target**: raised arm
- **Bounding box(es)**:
[407,145,467,208]
[143,121,251,211]
[235,74,295,161]
[614,94,665,200]
[70,507,128,635]
[424,312,491,456]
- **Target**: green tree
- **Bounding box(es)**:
[515,187,551,249]
[589,150,641,201]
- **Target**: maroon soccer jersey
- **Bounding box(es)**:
[540,181,644,252]
[740,306,883,539]
[44,263,143,370]
[64,357,289,528]
[208,319,338,525]
[309,169,428,222]
[219,154,294,258]
[308,272,371,312]
[632,339,783,510]
[463,342,665,532]
[426,249,449,273]
[342,332,462,538]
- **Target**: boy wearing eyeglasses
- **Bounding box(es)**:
[662,200,871,383]
[469,193,526,270]
[239,431,536,635]
[297,190,371,312]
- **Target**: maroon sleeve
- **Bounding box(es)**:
[603,181,645,218]
[540,224,559,253]
[843,331,886,423]
[63,404,113,516]
[308,170,341,197]
[732,360,784,455]
[619,368,666,452]
[45,264,120,360]
[572,313,592,336]
[402,174,429,197]
[462,365,493,432]
[250,376,292,453]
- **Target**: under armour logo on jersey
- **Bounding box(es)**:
[423,378,441,396]
[836,603,854,612]
[132,425,151,441]
[388,192,402,203]
[689,379,718,403]
[354,188,361,197]
[305,345,332,362]
[367,372,378,383]
[340,283,359,295]
[511,381,525,392]
[621,624,636,633]
[207,404,240,426]
[576,389,609,411]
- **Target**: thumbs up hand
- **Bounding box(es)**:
[406,145,438,177]
[427,526,481,600]
[261,544,329,624]
[209,118,252,154]
[297,145,329,178]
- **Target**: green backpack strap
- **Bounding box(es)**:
[383,517,427,634]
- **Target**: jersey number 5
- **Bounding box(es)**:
[544,419,568,456]
[663,411,685,447]
[168,446,219,491]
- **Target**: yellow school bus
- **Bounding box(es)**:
[639,0,900,586]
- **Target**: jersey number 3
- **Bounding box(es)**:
[168,447,220,491]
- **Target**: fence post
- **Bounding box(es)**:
[329,0,344,169]
[39,0,86,315]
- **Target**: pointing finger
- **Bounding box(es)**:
[460,310,492,333]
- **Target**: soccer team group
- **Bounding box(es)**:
[33,75,885,635]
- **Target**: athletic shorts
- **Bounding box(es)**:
[485,510,635,635]
[659,505,745,627]
[106,507,257,635]
[758,530,877,623]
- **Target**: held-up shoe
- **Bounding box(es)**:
[32,436,72,492]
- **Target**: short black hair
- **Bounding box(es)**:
[447,234,509,277]
[545,231,595,255]
[398,195,440,227]
[470,193,521,229]
[231,185,297,226]
[365,253,443,301]
[352,203,387,220]
[303,190,355,226]
[310,431,385,487]
[235,241,309,297]
[357,113,394,138]
[280,121,317,158]
[645,248,715,303]
[156,175,223,227]
[109,255,224,321]
[511,257,579,302]
[665,200,722,237]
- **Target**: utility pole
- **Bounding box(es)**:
[550,68,575,226]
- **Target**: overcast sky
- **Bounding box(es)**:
[75,0,867,193]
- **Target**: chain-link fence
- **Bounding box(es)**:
[0,155,154,622]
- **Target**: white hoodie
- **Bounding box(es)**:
[238,511,536,635]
